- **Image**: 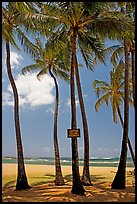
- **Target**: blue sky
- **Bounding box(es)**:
[2,38,135,159]
[2,2,135,158]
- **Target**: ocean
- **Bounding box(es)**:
[2,157,134,167]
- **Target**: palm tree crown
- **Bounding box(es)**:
[93,61,133,123]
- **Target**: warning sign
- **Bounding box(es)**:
[67,129,80,138]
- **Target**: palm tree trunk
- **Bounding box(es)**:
[6,41,30,190]
[116,105,135,166]
[131,47,135,109]
[49,66,65,185]
[111,39,129,189]
[75,56,92,186]
[70,32,85,195]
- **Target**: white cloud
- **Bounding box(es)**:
[2,50,23,72]
[2,92,14,106]
[66,98,79,107]
[10,51,23,69]
[3,73,55,108]
[45,106,55,114]
[2,50,55,109]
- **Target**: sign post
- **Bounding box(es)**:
[67,128,85,194]
[67,129,80,138]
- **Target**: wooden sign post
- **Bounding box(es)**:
[67,129,80,138]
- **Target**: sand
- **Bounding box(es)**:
[2,163,135,202]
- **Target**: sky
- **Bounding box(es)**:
[2,38,135,159]
[2,3,135,159]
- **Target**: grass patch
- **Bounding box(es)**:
[2,174,55,188]
[2,176,16,187]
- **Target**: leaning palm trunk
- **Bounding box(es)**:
[116,105,135,165]
[70,33,85,195]
[75,56,92,186]
[6,42,30,190]
[111,39,129,189]
[49,67,65,186]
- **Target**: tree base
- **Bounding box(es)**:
[81,181,93,186]
[71,185,85,195]
[111,177,126,189]
[81,175,93,186]
[15,184,31,191]
[111,182,126,189]
[111,169,126,189]
[15,178,31,190]
[54,179,65,186]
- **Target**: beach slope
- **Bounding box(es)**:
[2,163,135,202]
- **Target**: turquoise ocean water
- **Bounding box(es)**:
[2,157,134,167]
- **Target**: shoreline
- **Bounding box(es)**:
[2,163,135,202]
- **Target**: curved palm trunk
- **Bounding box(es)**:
[6,42,30,190]
[75,56,92,186]
[116,105,135,165]
[131,48,135,109]
[49,67,65,186]
[111,39,129,189]
[70,32,85,195]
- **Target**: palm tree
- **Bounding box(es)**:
[22,39,70,186]
[2,2,35,190]
[21,1,134,192]
[111,41,129,189]
[107,41,135,110]
[111,2,135,189]
[93,61,135,165]
[108,2,135,108]
[53,2,133,187]
[70,32,85,194]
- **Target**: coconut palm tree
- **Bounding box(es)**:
[22,38,70,186]
[111,2,135,189]
[108,2,135,108]
[21,1,134,192]
[50,2,134,187]
[2,2,36,190]
[107,40,135,110]
[93,61,135,165]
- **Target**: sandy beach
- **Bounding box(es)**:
[2,163,135,202]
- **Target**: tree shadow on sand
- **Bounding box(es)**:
[2,173,135,202]
[3,180,16,188]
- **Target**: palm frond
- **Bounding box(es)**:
[111,46,124,66]
[78,32,106,69]
[93,80,110,89]
[16,28,39,58]
[95,93,110,112]
[110,97,118,123]
[37,69,46,81]
[93,80,111,97]
[83,2,113,15]
[91,11,134,40]
[8,2,37,14]
[52,66,70,81]
[22,64,41,75]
